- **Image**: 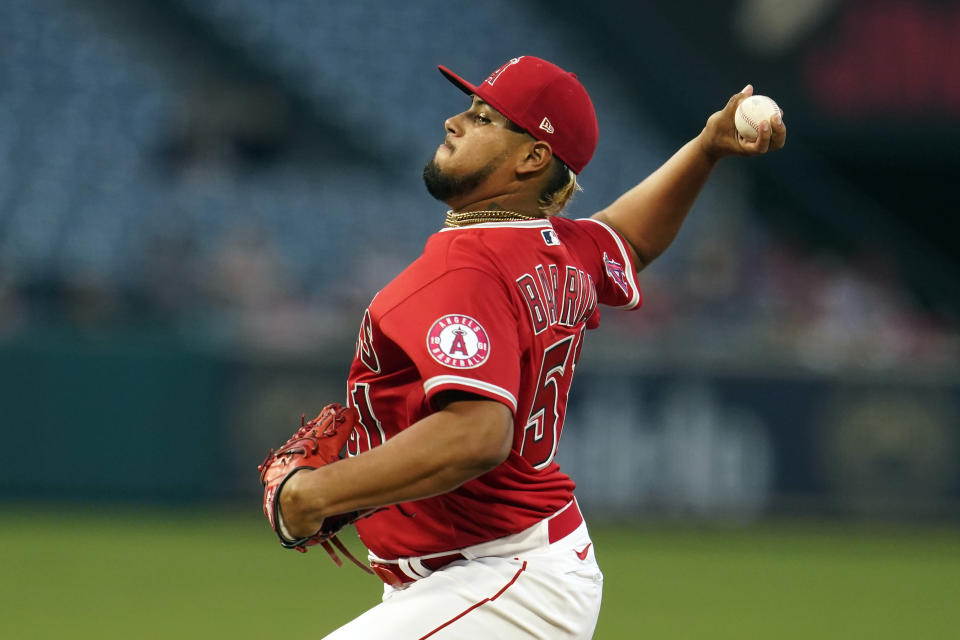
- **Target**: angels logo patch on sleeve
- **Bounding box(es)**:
[603,252,631,297]
[426,315,491,369]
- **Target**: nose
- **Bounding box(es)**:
[444,113,463,137]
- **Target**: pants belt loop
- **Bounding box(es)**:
[397,558,422,581]
[407,557,431,579]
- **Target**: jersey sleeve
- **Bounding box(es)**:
[378,267,521,414]
[554,217,642,310]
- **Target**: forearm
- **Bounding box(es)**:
[594,135,717,269]
[595,86,786,269]
[280,400,512,537]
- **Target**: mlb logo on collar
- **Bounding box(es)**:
[542,229,560,246]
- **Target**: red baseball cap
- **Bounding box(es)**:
[438,56,599,174]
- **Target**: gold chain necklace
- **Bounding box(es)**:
[444,209,543,228]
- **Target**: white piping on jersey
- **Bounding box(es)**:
[579,218,642,310]
[438,219,553,232]
[423,375,518,412]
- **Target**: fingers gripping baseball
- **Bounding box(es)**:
[701,84,786,159]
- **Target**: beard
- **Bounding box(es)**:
[422,152,503,203]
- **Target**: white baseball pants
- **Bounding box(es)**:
[323,513,603,639]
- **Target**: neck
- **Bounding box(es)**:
[445,191,542,215]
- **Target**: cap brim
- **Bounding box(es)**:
[438,65,478,96]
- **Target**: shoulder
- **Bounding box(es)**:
[373,232,511,319]
[550,216,643,311]
[551,216,630,249]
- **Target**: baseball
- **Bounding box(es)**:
[735,95,782,141]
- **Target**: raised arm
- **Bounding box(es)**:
[592,85,786,270]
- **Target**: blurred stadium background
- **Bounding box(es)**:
[1,0,958,638]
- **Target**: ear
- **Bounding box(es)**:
[515,140,554,177]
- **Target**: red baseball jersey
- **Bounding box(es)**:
[346,216,641,559]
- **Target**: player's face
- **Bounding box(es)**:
[423,96,529,205]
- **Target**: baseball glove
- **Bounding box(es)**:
[258,403,373,573]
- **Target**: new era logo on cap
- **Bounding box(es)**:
[437,56,599,174]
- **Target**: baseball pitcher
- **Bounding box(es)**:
[259,55,786,639]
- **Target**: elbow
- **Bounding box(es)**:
[460,451,509,483]
[464,414,512,472]
[445,400,513,476]
[472,428,512,471]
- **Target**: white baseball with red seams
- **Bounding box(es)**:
[735,95,782,141]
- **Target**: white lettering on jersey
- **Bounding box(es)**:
[517,263,597,332]
[356,308,381,373]
[603,252,631,297]
[535,264,558,325]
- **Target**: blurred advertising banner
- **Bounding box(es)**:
[559,365,959,519]
[2,336,957,519]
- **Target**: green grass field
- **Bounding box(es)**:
[2,507,958,639]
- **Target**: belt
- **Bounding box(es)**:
[370,552,466,588]
[369,500,584,587]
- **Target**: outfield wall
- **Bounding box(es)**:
[2,331,957,519]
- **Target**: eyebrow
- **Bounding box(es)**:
[470,97,505,120]
[469,95,528,135]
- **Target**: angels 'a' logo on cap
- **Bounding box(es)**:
[486,57,524,86]
[603,252,630,296]
[427,314,491,369]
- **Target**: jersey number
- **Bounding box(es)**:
[346,382,386,457]
[520,333,579,469]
